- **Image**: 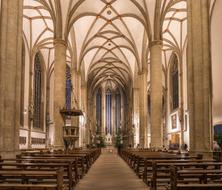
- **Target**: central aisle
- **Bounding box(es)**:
[75,150,148,190]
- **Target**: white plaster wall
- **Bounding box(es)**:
[211,0,222,125]
[31,131,46,148]
[183,112,190,148]
[19,129,29,149]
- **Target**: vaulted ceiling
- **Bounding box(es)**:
[23,0,188,93]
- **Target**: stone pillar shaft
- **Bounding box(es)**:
[133,87,140,147]
[139,71,148,148]
[53,39,67,148]
[150,41,163,148]
[187,0,212,153]
[0,0,23,157]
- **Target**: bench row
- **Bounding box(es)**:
[120,149,222,190]
[0,148,101,190]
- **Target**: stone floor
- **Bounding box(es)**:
[75,150,148,190]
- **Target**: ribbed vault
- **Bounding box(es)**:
[23,0,188,97]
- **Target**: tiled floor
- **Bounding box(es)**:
[75,151,148,190]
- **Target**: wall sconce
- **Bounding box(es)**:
[23,108,27,114]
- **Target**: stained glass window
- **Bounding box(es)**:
[96,88,102,133]
[106,89,112,135]
[66,65,72,109]
[171,54,179,110]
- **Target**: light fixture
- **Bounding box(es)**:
[107,10,112,15]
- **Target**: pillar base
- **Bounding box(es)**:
[189,150,213,159]
[53,145,64,150]
[0,151,21,159]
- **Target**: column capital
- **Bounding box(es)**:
[54,38,68,47]
[138,68,148,75]
[149,40,163,48]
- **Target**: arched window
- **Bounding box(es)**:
[96,88,102,133]
[66,65,72,109]
[106,89,112,135]
[33,52,42,128]
[170,54,179,110]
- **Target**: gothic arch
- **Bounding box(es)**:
[33,51,46,130]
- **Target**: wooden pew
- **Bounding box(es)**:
[120,149,222,190]
[0,168,63,190]
[134,153,198,178]
[169,165,222,190]
[143,159,218,187]
[16,155,87,178]
[0,161,77,189]
[18,148,101,173]
[16,148,101,182]
[0,148,101,190]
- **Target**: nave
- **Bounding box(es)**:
[75,150,147,190]
[1,0,222,189]
[1,147,222,190]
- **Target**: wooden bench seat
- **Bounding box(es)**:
[0,183,58,190]
[169,166,222,190]
[0,161,78,189]
[12,157,86,178]
[143,160,222,189]
[17,154,89,175]
[120,149,222,190]
[175,183,222,190]
[0,148,101,190]
[0,169,63,190]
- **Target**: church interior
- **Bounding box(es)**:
[0,0,222,189]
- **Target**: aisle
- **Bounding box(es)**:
[75,150,148,190]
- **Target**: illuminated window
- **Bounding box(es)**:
[106,89,112,135]
[96,88,102,133]
[66,65,72,109]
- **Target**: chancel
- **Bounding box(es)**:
[0,0,222,189]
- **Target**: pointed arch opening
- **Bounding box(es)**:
[170,53,179,111]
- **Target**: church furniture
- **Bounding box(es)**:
[0,168,64,190]
[169,165,222,190]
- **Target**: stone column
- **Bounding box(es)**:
[53,39,67,148]
[187,0,212,155]
[81,82,87,146]
[121,92,124,132]
[150,40,163,148]
[138,71,148,148]
[0,0,23,157]
[133,87,140,147]
[101,87,106,136]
